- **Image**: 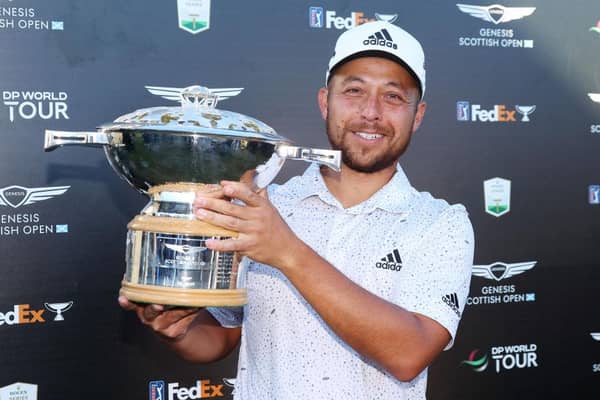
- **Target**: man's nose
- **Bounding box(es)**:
[360,94,382,120]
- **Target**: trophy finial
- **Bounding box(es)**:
[180,85,219,109]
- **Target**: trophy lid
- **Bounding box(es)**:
[100,85,288,142]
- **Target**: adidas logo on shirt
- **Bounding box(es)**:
[363,28,398,50]
[442,293,461,317]
[375,249,403,271]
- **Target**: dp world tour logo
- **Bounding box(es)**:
[591,20,600,35]
[462,349,489,372]
[462,344,538,373]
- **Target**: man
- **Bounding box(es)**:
[120,21,474,399]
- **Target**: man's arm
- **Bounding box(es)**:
[194,182,469,381]
[118,297,241,363]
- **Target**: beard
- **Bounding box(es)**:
[325,120,412,173]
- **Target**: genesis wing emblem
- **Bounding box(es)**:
[145,86,244,102]
[374,13,398,23]
[591,333,600,341]
[588,93,600,103]
[0,185,70,208]
[472,261,537,281]
[164,243,207,255]
[456,4,536,24]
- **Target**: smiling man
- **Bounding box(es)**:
[120,21,474,400]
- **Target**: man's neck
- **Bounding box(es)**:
[320,163,397,209]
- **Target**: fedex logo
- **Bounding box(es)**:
[0,304,45,325]
[457,101,535,122]
[150,380,224,400]
[309,8,375,29]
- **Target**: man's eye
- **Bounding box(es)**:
[344,87,362,95]
[386,93,407,103]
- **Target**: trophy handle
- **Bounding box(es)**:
[44,129,111,151]
[276,145,341,172]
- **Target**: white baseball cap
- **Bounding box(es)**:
[325,21,426,99]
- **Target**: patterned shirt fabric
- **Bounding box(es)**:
[208,163,474,400]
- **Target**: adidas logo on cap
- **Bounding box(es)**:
[363,28,398,50]
[442,293,461,317]
[375,249,403,271]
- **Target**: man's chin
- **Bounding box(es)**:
[342,156,398,174]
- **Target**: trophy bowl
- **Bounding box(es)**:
[44,85,341,307]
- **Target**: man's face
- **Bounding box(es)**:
[318,56,426,173]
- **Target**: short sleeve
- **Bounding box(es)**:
[206,306,244,328]
[394,205,474,350]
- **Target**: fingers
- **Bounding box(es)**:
[194,196,248,221]
[119,296,199,336]
[118,295,137,311]
[205,237,249,252]
[195,206,250,232]
[221,181,264,207]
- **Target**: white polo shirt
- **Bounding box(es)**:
[209,163,474,400]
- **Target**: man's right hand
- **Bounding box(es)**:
[118,295,200,342]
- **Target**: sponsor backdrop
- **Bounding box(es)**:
[0,0,598,398]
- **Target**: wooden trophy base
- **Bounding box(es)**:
[120,281,247,308]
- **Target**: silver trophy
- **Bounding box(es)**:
[515,105,536,122]
[44,85,341,307]
[44,301,73,321]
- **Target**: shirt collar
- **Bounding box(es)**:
[289,163,414,215]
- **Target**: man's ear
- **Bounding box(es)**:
[411,101,427,133]
[317,87,328,120]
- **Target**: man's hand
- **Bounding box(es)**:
[118,295,199,341]
[192,181,302,271]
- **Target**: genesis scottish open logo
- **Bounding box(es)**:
[457,4,535,24]
[0,185,70,236]
[0,185,69,209]
[472,261,536,281]
[456,3,536,48]
[468,261,537,305]
[0,5,64,32]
